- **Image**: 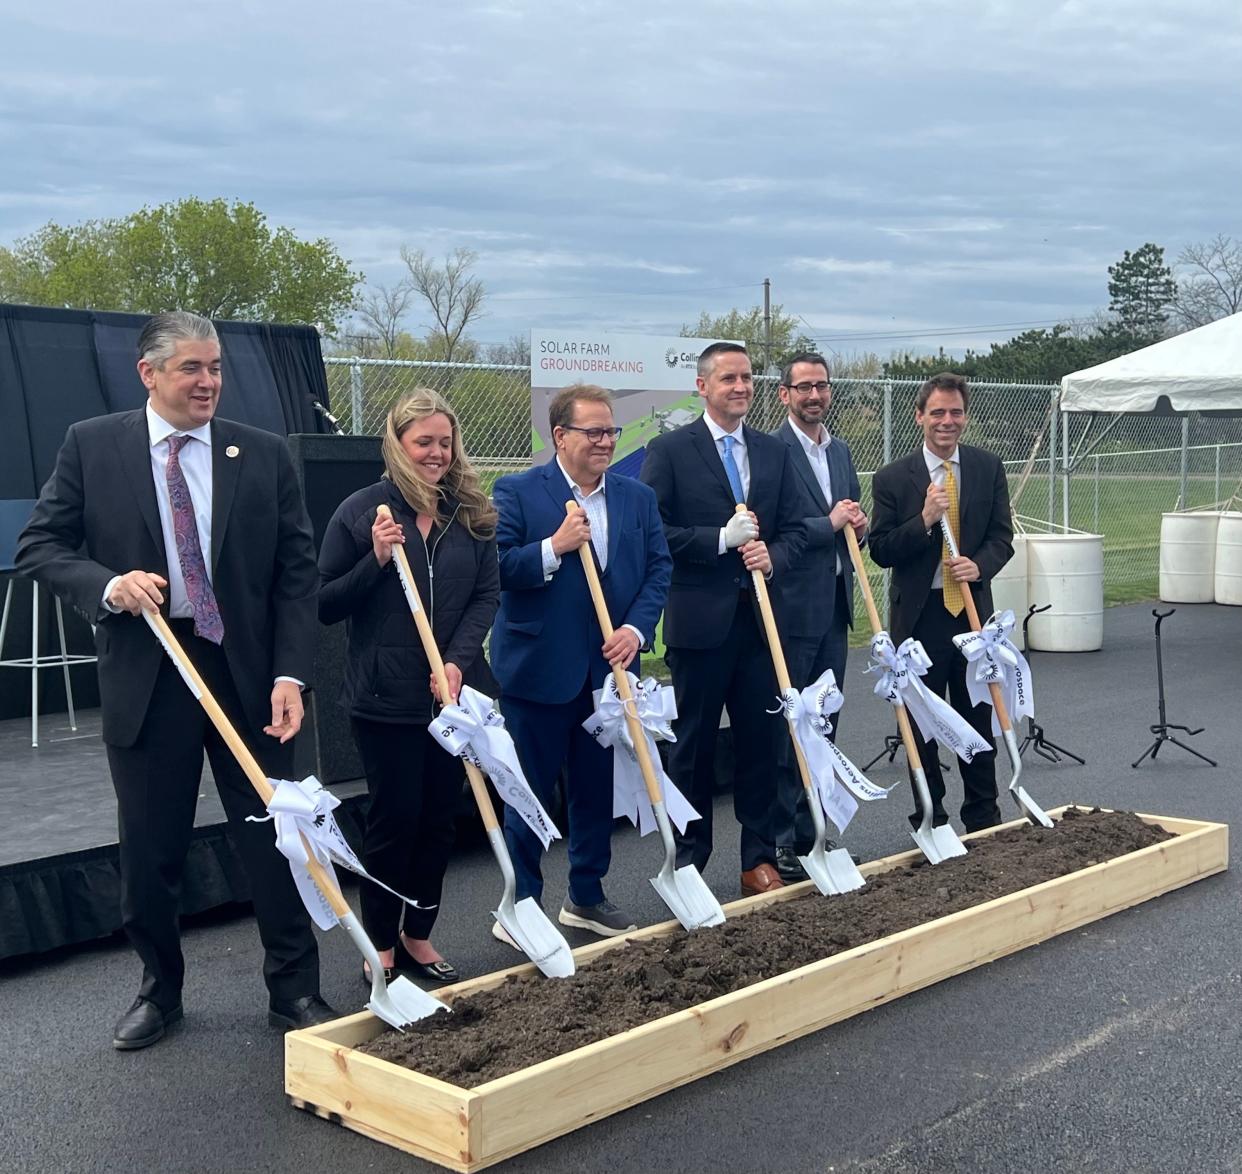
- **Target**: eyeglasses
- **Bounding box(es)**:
[561,425,623,443]
[788,381,831,395]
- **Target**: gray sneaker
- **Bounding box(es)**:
[558,896,638,937]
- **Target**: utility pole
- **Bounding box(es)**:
[763,277,772,380]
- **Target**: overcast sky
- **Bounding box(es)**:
[4,0,1240,359]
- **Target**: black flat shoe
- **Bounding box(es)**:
[113,997,183,1051]
[361,963,396,985]
[404,957,460,984]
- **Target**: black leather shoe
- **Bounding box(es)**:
[113,997,183,1051]
[268,994,337,1030]
[823,838,863,866]
[775,846,808,883]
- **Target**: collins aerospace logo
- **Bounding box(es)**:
[664,348,680,368]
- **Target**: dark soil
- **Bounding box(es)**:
[361,808,1170,1086]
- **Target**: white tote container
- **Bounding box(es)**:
[990,534,1029,649]
[1159,511,1221,603]
[1214,512,1242,605]
[1026,533,1104,652]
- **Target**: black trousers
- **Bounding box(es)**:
[666,594,782,873]
[907,592,1001,833]
[774,576,851,850]
[105,623,319,1013]
[351,717,463,944]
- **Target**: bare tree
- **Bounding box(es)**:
[354,281,415,358]
[400,246,486,363]
[484,334,531,366]
[1173,234,1242,329]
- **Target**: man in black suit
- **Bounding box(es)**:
[640,342,807,896]
[867,372,1013,833]
[771,352,868,881]
[17,311,334,1049]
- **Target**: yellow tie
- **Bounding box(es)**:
[941,461,964,616]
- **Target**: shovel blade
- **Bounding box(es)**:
[652,863,726,930]
[495,897,576,978]
[367,975,448,1029]
[911,821,969,865]
[1011,782,1054,828]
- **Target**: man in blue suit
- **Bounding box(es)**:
[491,383,672,937]
[771,352,868,881]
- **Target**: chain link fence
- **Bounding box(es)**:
[324,358,1242,606]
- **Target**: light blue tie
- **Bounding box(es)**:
[721,435,745,504]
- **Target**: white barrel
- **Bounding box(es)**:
[990,534,1029,649]
[1026,533,1104,652]
[1160,511,1221,603]
[1214,512,1242,605]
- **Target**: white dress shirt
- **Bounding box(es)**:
[540,457,644,645]
[924,444,961,589]
[790,419,842,575]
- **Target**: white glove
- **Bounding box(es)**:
[723,512,759,549]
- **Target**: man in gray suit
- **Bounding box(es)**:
[771,352,867,881]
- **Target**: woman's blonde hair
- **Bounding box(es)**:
[382,388,497,539]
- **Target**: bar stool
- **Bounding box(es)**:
[0,499,98,747]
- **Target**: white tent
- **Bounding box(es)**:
[1061,311,1242,414]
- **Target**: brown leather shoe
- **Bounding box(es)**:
[740,863,785,897]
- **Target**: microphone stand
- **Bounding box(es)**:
[1017,604,1085,765]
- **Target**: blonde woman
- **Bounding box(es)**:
[318,389,499,983]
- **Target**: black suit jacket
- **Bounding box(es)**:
[867,445,1013,644]
[16,409,318,747]
[772,420,862,640]
[639,416,807,650]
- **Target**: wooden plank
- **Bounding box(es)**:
[286,811,1228,1172]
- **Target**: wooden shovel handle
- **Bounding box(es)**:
[842,526,925,773]
[565,502,666,808]
[941,522,1013,734]
[734,505,816,795]
[147,610,351,919]
[377,505,500,833]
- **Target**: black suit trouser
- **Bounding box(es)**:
[666,595,782,873]
[105,623,319,1012]
[906,593,1002,833]
[775,575,851,850]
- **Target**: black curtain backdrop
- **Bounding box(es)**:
[0,302,333,718]
[0,303,332,496]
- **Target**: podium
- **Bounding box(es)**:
[287,434,385,783]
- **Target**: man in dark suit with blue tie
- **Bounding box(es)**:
[770,352,868,881]
[490,384,671,938]
[639,342,808,896]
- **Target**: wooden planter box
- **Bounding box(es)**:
[285,809,1227,1171]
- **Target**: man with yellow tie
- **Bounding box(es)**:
[868,372,1014,834]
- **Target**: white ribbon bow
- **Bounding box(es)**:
[249,775,419,931]
[583,672,700,836]
[868,633,992,763]
[773,668,892,834]
[430,685,561,849]
[952,608,1035,736]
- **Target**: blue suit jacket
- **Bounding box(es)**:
[772,420,862,639]
[490,460,672,706]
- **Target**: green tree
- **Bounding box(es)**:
[681,305,813,375]
[0,197,361,334]
[1107,242,1176,340]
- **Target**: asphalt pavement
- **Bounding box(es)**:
[2,601,1240,1174]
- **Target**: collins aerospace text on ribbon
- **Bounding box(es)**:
[537,338,644,374]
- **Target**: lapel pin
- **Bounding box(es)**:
[226,445,240,458]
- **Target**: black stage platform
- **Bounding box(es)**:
[0,708,367,959]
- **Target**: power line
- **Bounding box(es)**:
[488,282,761,304]
[802,315,1096,345]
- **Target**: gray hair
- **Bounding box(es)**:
[136,311,218,368]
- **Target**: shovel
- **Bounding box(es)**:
[938,520,1054,828]
[565,502,725,930]
[141,610,445,1029]
[843,527,968,864]
[377,505,575,977]
[737,506,866,894]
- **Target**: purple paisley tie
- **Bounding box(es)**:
[165,435,224,644]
